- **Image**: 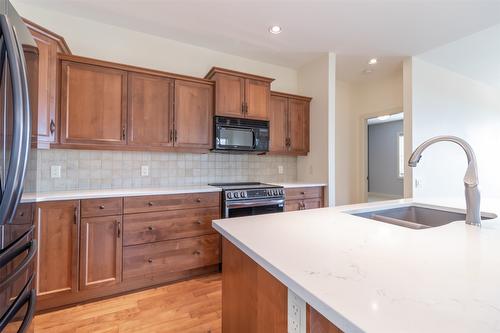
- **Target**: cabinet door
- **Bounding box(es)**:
[174,80,213,149]
[128,73,173,147]
[245,79,270,120]
[29,29,58,146]
[269,95,288,153]
[35,200,79,299]
[80,215,122,290]
[60,61,127,146]
[213,73,244,118]
[288,98,309,154]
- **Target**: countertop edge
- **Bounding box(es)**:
[212,220,363,333]
[21,187,222,203]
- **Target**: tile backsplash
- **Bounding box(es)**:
[25,149,298,193]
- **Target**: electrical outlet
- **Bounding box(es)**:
[141,165,149,177]
[278,165,284,174]
[50,165,61,178]
[288,289,306,333]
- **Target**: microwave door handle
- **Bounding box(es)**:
[252,129,257,149]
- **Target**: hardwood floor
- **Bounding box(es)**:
[32,274,221,333]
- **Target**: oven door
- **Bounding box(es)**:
[216,126,255,151]
[225,199,284,218]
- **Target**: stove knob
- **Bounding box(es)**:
[234,192,239,198]
[279,189,284,195]
[267,189,272,196]
[273,189,278,195]
[227,192,232,199]
[241,191,246,198]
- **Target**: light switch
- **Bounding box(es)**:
[51,165,61,178]
[141,165,149,177]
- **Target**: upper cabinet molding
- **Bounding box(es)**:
[23,18,72,55]
[204,67,274,83]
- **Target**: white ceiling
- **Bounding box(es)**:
[418,24,500,89]
[18,0,500,82]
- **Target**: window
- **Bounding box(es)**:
[398,133,404,178]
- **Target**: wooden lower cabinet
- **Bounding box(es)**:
[123,234,220,282]
[285,186,325,212]
[35,192,221,311]
[35,200,79,300]
[79,215,122,290]
[222,238,342,333]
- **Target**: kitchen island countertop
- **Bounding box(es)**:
[212,197,500,333]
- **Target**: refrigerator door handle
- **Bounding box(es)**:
[0,14,31,225]
[0,275,36,333]
[0,239,36,293]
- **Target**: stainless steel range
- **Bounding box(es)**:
[209,182,285,218]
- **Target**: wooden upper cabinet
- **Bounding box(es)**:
[245,79,270,121]
[212,73,245,118]
[174,80,214,149]
[128,73,173,147]
[205,67,273,120]
[35,200,79,300]
[288,98,309,154]
[60,60,127,146]
[269,92,311,156]
[269,95,288,153]
[80,215,123,290]
[25,19,71,148]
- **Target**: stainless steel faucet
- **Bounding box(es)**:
[408,136,481,227]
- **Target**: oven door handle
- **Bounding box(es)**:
[226,199,285,209]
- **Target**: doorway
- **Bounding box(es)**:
[366,112,404,202]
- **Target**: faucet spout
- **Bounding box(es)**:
[408,136,481,226]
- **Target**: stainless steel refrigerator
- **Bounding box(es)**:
[0,1,37,332]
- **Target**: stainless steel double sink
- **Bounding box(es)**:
[350,205,497,230]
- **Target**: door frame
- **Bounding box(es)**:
[359,107,403,203]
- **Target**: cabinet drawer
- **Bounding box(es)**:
[81,198,123,217]
[285,187,323,200]
[123,234,221,281]
[285,198,323,212]
[13,203,33,224]
[123,207,220,246]
[123,192,220,214]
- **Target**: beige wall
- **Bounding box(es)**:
[297,53,336,206]
[13,1,298,94]
[335,71,403,205]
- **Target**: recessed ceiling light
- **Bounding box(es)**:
[368,58,378,65]
[269,25,282,34]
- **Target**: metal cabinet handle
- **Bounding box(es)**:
[174,129,178,142]
[148,201,154,206]
[196,198,201,203]
[148,258,153,263]
[49,119,56,134]
[169,129,174,142]
[193,250,201,255]
[147,226,154,231]
[122,126,126,140]
[0,275,36,333]
[99,205,105,210]
[300,191,305,195]
[117,221,121,238]
[74,207,78,224]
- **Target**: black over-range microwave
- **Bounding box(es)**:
[213,116,269,153]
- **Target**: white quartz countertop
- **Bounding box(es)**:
[212,197,500,333]
[21,182,326,202]
[21,186,221,203]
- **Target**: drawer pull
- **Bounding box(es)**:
[194,220,203,225]
[19,212,24,217]
[196,198,201,203]
[300,191,305,195]
[148,202,154,206]
[147,258,153,263]
[99,205,105,210]
[193,250,201,255]
[147,226,154,231]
